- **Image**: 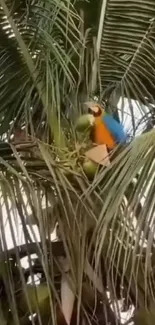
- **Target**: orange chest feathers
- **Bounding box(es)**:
[93,117,116,149]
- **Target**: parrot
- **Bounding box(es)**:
[85,102,127,150]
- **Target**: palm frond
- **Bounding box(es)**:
[0,0,82,140]
[1,1,155,324]
[0,130,154,324]
[79,0,155,131]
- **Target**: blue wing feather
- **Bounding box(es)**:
[102,114,127,144]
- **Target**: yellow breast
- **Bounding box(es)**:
[94,117,116,149]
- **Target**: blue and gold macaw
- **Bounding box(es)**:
[85,102,127,149]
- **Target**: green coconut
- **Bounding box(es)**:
[18,284,50,314]
[75,114,95,132]
[83,158,98,179]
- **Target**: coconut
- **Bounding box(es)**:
[83,158,98,178]
[75,114,95,132]
[18,284,50,314]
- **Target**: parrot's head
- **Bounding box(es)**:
[84,102,104,117]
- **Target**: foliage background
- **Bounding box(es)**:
[0,0,155,325]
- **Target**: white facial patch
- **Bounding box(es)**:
[84,101,100,113]
[90,105,99,113]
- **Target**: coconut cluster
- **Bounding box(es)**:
[75,114,98,178]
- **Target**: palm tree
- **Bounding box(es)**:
[0,1,155,325]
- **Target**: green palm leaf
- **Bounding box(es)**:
[0,130,154,324]
[1,1,155,324]
[80,0,155,130]
[0,0,81,141]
